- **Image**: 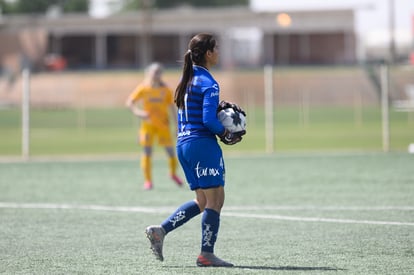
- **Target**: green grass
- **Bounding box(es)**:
[1,106,413,156]
[1,153,413,274]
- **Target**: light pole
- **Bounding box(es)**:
[141,0,153,67]
[388,0,396,63]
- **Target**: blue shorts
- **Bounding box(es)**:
[176,138,225,190]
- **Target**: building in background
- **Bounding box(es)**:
[251,0,414,64]
[1,5,357,71]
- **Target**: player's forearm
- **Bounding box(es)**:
[128,104,148,119]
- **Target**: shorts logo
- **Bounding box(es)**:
[195,162,220,178]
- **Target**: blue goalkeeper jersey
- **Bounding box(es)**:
[176,65,225,145]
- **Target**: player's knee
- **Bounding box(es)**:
[194,198,206,212]
[205,198,224,212]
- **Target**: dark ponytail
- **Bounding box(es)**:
[175,51,193,109]
[174,33,216,109]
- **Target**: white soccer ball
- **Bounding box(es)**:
[217,107,246,133]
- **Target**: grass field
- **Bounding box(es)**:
[1,152,413,274]
[1,106,414,156]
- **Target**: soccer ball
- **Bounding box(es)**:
[217,107,246,133]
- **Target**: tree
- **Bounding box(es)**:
[156,0,248,8]
[0,0,17,13]
[0,0,89,14]
[62,0,89,12]
[122,0,248,10]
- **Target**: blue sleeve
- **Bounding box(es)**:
[203,88,225,135]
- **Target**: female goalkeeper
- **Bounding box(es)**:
[126,62,183,190]
[145,33,245,267]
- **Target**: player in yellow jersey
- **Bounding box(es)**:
[126,62,183,190]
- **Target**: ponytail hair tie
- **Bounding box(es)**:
[187,49,191,54]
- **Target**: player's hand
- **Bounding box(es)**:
[134,109,149,120]
[219,129,246,145]
[217,100,246,116]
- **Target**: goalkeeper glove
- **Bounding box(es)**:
[219,129,246,145]
[217,100,246,116]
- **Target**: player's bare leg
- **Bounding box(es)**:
[165,146,183,186]
[142,146,153,189]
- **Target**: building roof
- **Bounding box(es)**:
[1,6,355,35]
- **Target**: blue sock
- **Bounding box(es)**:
[161,200,201,234]
[201,208,220,253]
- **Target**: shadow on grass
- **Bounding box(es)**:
[167,265,346,271]
[234,265,345,271]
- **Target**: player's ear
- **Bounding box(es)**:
[206,49,213,58]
